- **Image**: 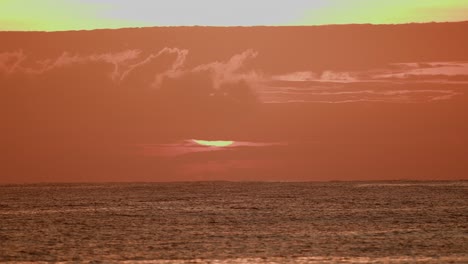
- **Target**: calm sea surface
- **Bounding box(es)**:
[0,182,467,263]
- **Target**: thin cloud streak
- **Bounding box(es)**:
[259,87,461,104]
[137,140,287,157]
[263,62,468,103]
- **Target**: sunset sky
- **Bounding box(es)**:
[1,0,468,31]
[1,3,468,183]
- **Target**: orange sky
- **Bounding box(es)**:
[1,23,468,183]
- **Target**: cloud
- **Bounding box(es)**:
[125,47,189,86]
[153,49,261,90]
[138,139,287,157]
[0,48,259,109]
[374,62,468,80]
[43,50,142,81]
[0,49,142,78]
[320,71,358,82]
[270,62,468,85]
[0,48,260,89]
[194,49,260,86]
[272,70,357,83]
[0,48,263,134]
[0,50,27,74]
[3,51,464,105]
[148,49,261,110]
[262,62,467,103]
[271,71,318,82]
[260,85,461,104]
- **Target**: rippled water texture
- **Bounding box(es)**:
[0,182,467,263]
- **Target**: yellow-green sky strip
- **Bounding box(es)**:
[1,0,467,31]
[0,0,145,31]
[299,0,468,25]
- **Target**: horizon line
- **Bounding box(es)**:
[1,179,467,186]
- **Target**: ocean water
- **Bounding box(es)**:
[0,182,467,263]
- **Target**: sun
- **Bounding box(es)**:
[192,139,234,147]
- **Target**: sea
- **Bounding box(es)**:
[0,181,467,263]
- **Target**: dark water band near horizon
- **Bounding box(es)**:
[0,181,467,263]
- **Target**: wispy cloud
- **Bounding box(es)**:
[374,62,468,79]
[0,48,260,91]
[0,51,27,74]
[137,139,287,157]
[0,49,141,78]
[272,70,357,83]
[194,49,260,86]
[260,86,461,104]
[263,62,467,103]
[154,49,261,90]
[1,51,465,104]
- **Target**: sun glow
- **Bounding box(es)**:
[192,140,234,147]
